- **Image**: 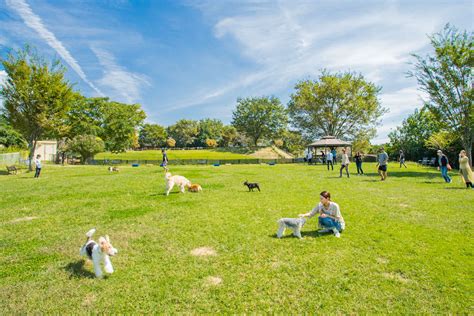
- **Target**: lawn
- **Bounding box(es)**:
[0,163,472,313]
[94,149,253,160]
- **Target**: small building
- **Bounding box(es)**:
[34,140,57,161]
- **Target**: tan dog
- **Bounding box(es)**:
[188,184,202,192]
[165,171,191,196]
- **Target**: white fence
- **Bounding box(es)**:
[0,152,21,164]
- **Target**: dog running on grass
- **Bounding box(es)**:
[243,180,260,192]
[79,228,118,278]
[108,166,119,172]
[276,217,307,239]
[165,171,191,196]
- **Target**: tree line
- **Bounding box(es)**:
[1,24,472,167]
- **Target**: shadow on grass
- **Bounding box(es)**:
[269,230,335,239]
[444,187,471,190]
[65,259,96,279]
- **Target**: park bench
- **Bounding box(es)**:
[6,165,17,175]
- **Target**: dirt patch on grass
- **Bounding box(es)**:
[82,294,96,307]
[204,276,222,286]
[10,216,38,223]
[191,247,217,257]
[382,272,410,283]
[376,257,389,264]
[399,203,409,208]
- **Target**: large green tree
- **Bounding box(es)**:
[388,107,442,160]
[410,24,473,164]
[166,119,199,147]
[196,118,224,146]
[139,123,167,148]
[0,46,75,169]
[101,101,146,153]
[288,70,386,141]
[232,96,288,146]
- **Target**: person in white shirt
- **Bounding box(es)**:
[34,154,42,178]
[299,191,345,238]
[326,152,333,170]
[339,148,350,178]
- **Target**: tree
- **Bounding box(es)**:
[232,96,288,146]
[101,101,146,153]
[67,135,105,164]
[425,130,455,151]
[352,129,376,154]
[409,24,473,164]
[288,70,386,141]
[0,46,75,170]
[139,123,167,149]
[166,119,199,147]
[280,130,306,156]
[220,125,238,147]
[65,96,107,138]
[388,107,442,160]
[0,115,27,148]
[197,118,224,146]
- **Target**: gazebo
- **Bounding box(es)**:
[307,135,352,161]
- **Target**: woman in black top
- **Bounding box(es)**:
[354,151,363,175]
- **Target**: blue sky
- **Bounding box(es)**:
[0,0,472,143]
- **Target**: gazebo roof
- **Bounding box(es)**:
[308,135,351,147]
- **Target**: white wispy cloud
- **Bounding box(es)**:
[5,0,103,95]
[91,46,151,104]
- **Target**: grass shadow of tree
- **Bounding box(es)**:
[64,259,96,279]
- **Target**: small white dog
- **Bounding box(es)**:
[165,171,191,196]
[79,228,118,278]
[108,166,119,172]
[276,217,307,239]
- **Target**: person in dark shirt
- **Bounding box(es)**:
[436,150,451,183]
[354,151,363,175]
[161,149,168,169]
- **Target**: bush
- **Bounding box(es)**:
[205,139,218,148]
[67,135,105,164]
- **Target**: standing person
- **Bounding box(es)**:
[326,151,334,170]
[376,147,388,181]
[331,148,337,164]
[320,151,326,164]
[436,150,451,183]
[299,191,345,238]
[399,150,407,168]
[339,148,350,178]
[34,154,42,178]
[458,150,473,189]
[161,149,168,169]
[354,151,364,175]
[307,150,313,165]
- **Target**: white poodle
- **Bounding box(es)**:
[165,171,191,196]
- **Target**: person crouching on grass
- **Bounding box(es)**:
[299,191,345,238]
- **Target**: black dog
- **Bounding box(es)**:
[244,180,260,192]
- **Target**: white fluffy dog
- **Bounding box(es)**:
[165,171,191,196]
[276,217,307,239]
[79,228,118,278]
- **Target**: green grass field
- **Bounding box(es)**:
[95,149,253,160]
[1,163,472,313]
